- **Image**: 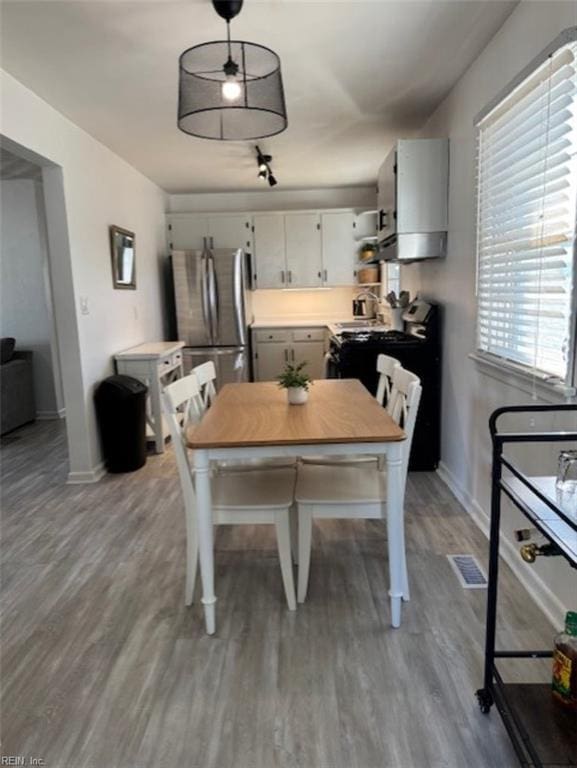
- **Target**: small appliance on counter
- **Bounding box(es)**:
[327,298,441,470]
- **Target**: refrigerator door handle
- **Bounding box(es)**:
[200,251,213,344]
[233,249,246,346]
[208,252,219,345]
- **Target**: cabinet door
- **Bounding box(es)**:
[290,341,326,380]
[168,216,209,250]
[253,214,287,289]
[285,213,322,288]
[321,212,356,286]
[254,341,289,381]
[208,215,253,253]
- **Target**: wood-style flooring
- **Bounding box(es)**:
[1,420,556,767]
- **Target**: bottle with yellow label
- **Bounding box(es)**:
[552,610,577,710]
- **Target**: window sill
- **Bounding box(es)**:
[469,352,576,404]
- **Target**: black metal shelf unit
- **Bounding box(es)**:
[476,404,577,768]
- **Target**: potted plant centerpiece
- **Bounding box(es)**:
[278,361,313,405]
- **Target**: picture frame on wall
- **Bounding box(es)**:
[109,225,136,290]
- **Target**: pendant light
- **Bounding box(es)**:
[178,0,288,141]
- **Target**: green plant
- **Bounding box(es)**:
[277,361,313,390]
[360,242,377,252]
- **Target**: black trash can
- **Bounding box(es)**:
[95,375,148,472]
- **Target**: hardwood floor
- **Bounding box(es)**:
[0,420,556,767]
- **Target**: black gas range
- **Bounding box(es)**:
[327,301,441,470]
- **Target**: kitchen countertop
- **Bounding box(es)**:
[250,317,355,329]
[114,341,185,360]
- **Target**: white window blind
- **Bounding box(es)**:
[476,38,577,384]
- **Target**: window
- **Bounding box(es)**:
[384,262,401,297]
[475,31,577,386]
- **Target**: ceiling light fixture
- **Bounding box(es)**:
[178,0,288,141]
[255,145,278,187]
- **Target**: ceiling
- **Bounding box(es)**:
[0,0,517,194]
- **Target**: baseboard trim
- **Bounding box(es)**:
[36,408,66,420]
[436,461,566,630]
[67,462,106,484]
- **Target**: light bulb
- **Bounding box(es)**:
[222,76,242,102]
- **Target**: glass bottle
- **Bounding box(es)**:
[552,611,577,710]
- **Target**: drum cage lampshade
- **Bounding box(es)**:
[178,39,288,141]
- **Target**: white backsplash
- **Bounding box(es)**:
[251,287,356,321]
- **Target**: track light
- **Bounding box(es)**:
[255,145,278,187]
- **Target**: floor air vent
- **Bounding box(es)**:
[447,554,488,589]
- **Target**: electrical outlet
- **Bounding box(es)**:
[80,296,89,315]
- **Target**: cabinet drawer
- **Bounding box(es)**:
[157,354,175,374]
[292,328,325,342]
[254,329,290,343]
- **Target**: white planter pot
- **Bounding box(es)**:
[389,307,404,332]
[287,387,309,405]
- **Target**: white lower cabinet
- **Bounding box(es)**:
[252,327,327,382]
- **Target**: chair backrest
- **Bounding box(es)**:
[376,353,400,410]
[163,373,204,434]
[388,367,422,478]
[162,374,203,509]
[193,361,217,411]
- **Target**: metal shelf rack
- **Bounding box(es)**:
[476,404,577,767]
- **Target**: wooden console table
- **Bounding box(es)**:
[115,341,185,453]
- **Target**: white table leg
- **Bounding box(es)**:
[149,377,165,454]
[386,442,404,628]
[193,449,216,635]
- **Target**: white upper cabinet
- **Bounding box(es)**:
[321,212,355,286]
[169,209,360,289]
[253,214,286,289]
[208,215,253,253]
[285,213,322,288]
[168,216,209,250]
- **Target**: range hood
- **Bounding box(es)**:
[377,138,449,262]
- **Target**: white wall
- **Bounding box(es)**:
[168,186,376,214]
[0,178,63,416]
[402,2,577,622]
[0,70,168,481]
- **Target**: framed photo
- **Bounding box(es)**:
[109,226,136,290]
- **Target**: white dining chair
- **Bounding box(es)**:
[162,374,297,610]
[301,353,401,467]
[294,366,422,604]
[193,360,218,410]
[189,361,295,472]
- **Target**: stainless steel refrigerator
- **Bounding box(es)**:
[172,245,251,387]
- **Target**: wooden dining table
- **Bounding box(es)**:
[186,379,406,635]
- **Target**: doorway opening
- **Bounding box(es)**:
[0,137,85,480]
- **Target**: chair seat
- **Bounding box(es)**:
[295,464,387,504]
[213,467,296,510]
